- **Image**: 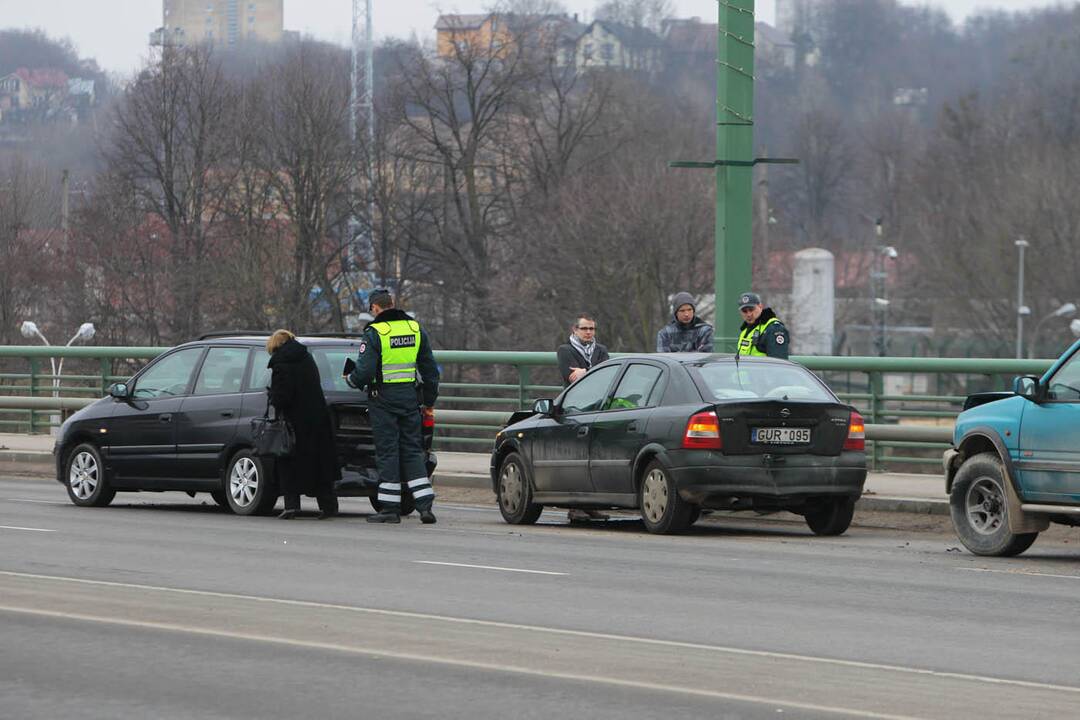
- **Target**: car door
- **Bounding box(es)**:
[174,346,249,479]
[530,364,621,493]
[589,363,665,495]
[105,347,204,482]
[1017,349,1080,502]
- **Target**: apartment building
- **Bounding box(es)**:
[155,0,284,47]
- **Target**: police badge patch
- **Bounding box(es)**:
[358,342,367,354]
[776,335,785,344]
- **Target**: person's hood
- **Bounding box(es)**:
[366,308,413,328]
[739,306,778,332]
[268,337,309,366]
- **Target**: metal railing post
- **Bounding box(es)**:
[28,357,39,433]
[518,366,531,410]
[870,370,884,471]
[100,358,111,395]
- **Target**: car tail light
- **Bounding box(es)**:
[422,407,435,429]
[844,411,865,451]
[683,411,722,450]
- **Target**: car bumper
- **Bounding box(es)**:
[667,450,866,506]
[335,451,438,496]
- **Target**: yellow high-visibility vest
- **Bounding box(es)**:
[737,317,781,357]
[370,319,421,383]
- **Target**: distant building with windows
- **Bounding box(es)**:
[151,0,284,48]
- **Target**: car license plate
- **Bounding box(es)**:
[751,427,811,444]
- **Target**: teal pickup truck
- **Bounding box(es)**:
[944,340,1080,556]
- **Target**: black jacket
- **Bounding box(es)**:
[556,342,610,386]
[268,338,341,496]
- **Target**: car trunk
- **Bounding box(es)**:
[713,400,852,456]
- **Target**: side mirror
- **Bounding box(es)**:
[1013,376,1039,400]
[108,382,130,400]
[532,398,554,416]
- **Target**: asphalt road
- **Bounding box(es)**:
[3,475,1080,720]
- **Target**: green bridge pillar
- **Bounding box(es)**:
[715,0,756,350]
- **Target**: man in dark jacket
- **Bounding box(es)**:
[556,313,610,387]
[736,291,790,359]
[267,331,341,519]
[347,289,440,524]
[555,313,610,522]
[656,292,714,353]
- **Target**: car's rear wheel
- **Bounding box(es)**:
[805,497,856,536]
[497,452,542,525]
[639,461,693,534]
[225,450,277,516]
[950,453,1038,557]
[65,443,115,507]
[370,493,416,516]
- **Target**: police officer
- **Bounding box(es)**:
[347,289,440,524]
[736,292,790,359]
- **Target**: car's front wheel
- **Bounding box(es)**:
[639,461,693,534]
[225,450,277,516]
[804,497,856,536]
[65,443,116,507]
[950,453,1038,557]
[497,452,542,524]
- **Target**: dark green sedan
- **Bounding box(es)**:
[490,354,867,535]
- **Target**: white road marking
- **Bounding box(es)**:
[0,603,921,720]
[414,560,567,576]
[958,567,1080,581]
[1,569,1079,698]
[0,525,56,533]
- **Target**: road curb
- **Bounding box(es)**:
[857,495,948,516]
[0,451,52,466]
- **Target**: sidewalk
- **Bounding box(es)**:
[1,434,947,515]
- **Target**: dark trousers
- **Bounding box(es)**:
[370,391,434,513]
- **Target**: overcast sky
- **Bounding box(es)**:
[0,0,1068,75]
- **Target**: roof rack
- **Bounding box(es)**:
[301,332,367,339]
[197,330,273,340]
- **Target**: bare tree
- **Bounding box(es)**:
[105,45,238,342]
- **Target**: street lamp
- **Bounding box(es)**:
[1015,237,1030,359]
[870,218,898,356]
[1030,302,1077,358]
[19,321,96,432]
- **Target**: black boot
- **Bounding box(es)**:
[419,509,436,524]
[278,508,298,520]
[317,496,338,520]
[367,511,400,524]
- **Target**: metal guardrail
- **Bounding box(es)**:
[0,345,1056,471]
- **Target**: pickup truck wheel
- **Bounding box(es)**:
[805,497,856,536]
[639,461,693,534]
[65,443,116,507]
[497,453,543,524]
[950,453,1038,557]
[226,450,277,516]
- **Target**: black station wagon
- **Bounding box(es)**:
[491,354,867,534]
[54,334,435,515]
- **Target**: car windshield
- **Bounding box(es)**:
[691,362,835,402]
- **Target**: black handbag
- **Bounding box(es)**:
[251,393,295,458]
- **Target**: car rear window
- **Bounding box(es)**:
[690,362,835,402]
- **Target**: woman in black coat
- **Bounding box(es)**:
[266,330,340,519]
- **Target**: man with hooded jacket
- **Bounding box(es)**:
[656,292,714,353]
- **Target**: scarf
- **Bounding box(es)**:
[569,333,595,367]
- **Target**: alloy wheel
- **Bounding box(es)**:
[230,456,259,508]
[641,469,669,524]
[69,450,99,500]
[965,476,1006,535]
